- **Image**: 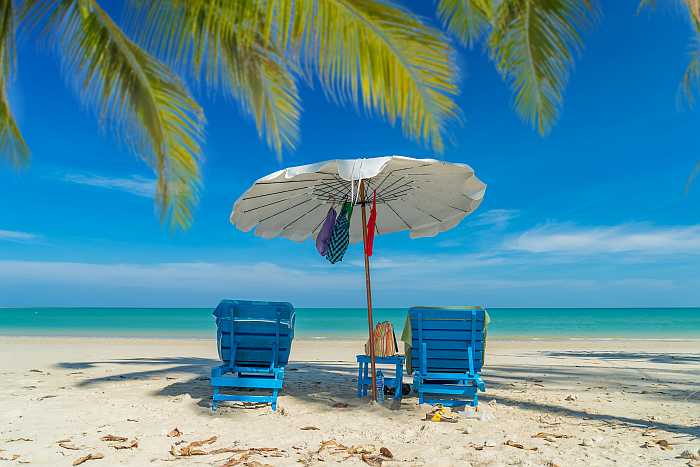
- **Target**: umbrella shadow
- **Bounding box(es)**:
[55,353,700,437]
[543,350,700,365]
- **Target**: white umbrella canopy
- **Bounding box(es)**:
[231,156,486,243]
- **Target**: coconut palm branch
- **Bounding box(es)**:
[0,0,29,166]
[437,0,492,48]
[21,0,204,228]
[128,0,459,153]
[437,0,596,135]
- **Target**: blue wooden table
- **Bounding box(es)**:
[356,354,405,401]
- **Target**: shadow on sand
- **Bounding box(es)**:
[55,353,700,438]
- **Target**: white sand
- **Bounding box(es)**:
[0,337,698,466]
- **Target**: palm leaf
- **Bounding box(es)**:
[130,0,300,157]
[437,0,493,47]
[128,0,459,153]
[22,0,204,228]
[0,0,29,166]
[489,0,596,135]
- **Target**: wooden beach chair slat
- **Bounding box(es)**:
[410,306,487,408]
[211,300,295,412]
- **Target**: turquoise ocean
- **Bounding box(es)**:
[0,307,699,340]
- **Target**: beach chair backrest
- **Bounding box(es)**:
[409,306,486,374]
[214,300,295,367]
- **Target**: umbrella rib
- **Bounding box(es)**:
[381,187,415,201]
[283,203,324,230]
[258,198,314,224]
[243,192,309,213]
[242,185,311,200]
[380,180,415,199]
[413,186,471,213]
[383,201,412,229]
[411,203,443,222]
[376,176,405,199]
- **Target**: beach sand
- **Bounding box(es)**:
[0,337,698,466]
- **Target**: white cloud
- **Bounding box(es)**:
[0,229,41,242]
[469,209,519,229]
[62,173,156,198]
[506,223,700,255]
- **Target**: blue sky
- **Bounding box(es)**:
[2,1,700,307]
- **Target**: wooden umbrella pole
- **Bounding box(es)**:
[359,180,377,402]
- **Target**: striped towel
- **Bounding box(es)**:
[365,321,398,357]
[325,203,352,264]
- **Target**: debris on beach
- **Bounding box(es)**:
[424,406,458,423]
[58,441,81,450]
[167,428,182,438]
[655,439,673,451]
[300,426,320,431]
[504,440,538,451]
[169,436,218,457]
[6,438,33,443]
[678,449,700,461]
[532,432,571,442]
[112,439,138,450]
[72,452,104,465]
[564,395,577,402]
[299,439,392,465]
[99,435,127,442]
[331,402,349,408]
[215,447,283,466]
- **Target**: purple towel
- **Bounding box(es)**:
[316,207,337,256]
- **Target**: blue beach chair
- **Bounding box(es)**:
[409,306,487,408]
[211,300,295,412]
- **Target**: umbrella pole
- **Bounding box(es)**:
[359,180,377,402]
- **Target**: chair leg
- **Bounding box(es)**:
[395,362,403,401]
[357,362,363,397]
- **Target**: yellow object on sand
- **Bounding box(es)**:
[425,405,458,423]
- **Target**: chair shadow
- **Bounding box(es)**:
[543,351,700,365]
[55,355,700,438]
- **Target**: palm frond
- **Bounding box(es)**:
[437,0,493,47]
[128,0,459,153]
[22,0,204,228]
[680,42,700,107]
[489,0,596,135]
[0,0,29,166]
[294,0,459,151]
[128,0,300,156]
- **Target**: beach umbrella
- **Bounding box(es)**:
[230,156,486,401]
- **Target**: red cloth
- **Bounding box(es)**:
[365,191,377,256]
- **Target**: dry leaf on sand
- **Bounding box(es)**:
[189,436,217,448]
[300,426,320,431]
[169,436,218,457]
[656,439,673,451]
[100,435,127,442]
[532,432,571,442]
[379,447,393,458]
[167,428,182,438]
[361,453,384,466]
[72,453,104,466]
[505,440,538,451]
[6,438,32,443]
[113,439,138,450]
[59,442,81,451]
